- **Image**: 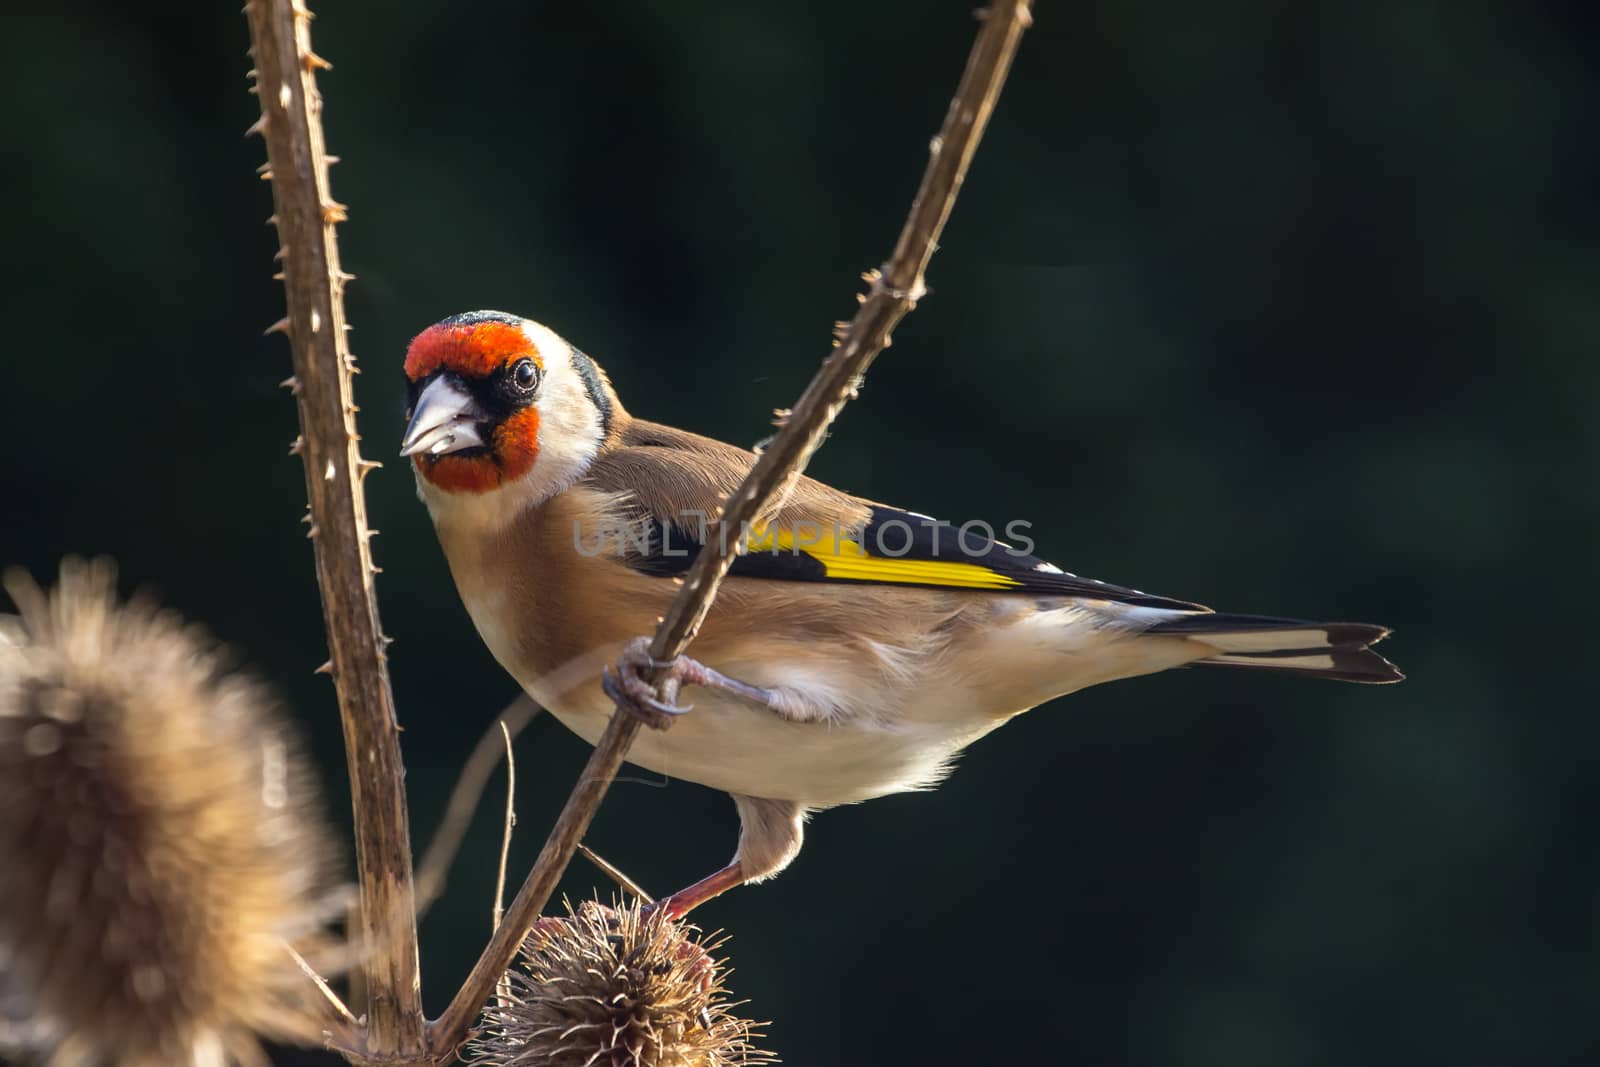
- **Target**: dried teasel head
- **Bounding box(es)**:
[469,898,773,1067]
[0,559,340,1066]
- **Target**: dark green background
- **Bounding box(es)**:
[3,1,1596,1063]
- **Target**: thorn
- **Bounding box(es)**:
[306,523,320,539]
[324,459,336,481]
[855,291,866,305]
[258,168,273,181]
[370,565,384,575]
[314,660,333,675]
[278,84,292,111]
[244,114,267,138]
[379,634,395,648]
[335,269,356,283]
[324,154,340,166]
[321,200,349,224]
[300,509,313,524]
[302,50,333,72]
[272,271,286,281]
[280,375,302,394]
[273,246,288,262]
[288,436,304,455]
[264,317,290,336]
[365,528,380,539]
[357,458,383,479]
[245,68,258,80]
[771,407,792,427]
[309,308,321,334]
[265,214,277,227]
[832,320,851,340]
[861,267,882,285]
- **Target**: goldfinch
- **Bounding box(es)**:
[400,310,1401,916]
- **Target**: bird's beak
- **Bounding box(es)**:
[400,377,489,457]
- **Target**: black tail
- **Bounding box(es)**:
[1147,612,1403,684]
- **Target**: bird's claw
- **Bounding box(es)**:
[603,639,695,730]
[604,636,776,729]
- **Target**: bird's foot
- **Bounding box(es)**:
[602,636,775,730]
[602,637,689,729]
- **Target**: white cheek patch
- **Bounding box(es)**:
[519,319,604,493]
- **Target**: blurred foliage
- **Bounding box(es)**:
[2,1,1596,1064]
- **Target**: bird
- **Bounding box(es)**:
[400,309,1401,918]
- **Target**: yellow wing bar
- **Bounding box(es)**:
[745,524,1023,591]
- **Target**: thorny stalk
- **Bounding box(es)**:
[243,0,424,1058]
[424,1,1033,1058]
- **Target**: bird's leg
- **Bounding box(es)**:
[650,863,747,920]
[602,636,778,730]
[649,795,805,919]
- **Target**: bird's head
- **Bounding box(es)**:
[401,311,617,521]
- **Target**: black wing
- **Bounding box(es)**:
[622,503,1205,611]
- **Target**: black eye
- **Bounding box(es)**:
[511,359,539,392]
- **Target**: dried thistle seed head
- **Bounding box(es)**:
[0,559,340,1067]
[470,898,774,1067]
